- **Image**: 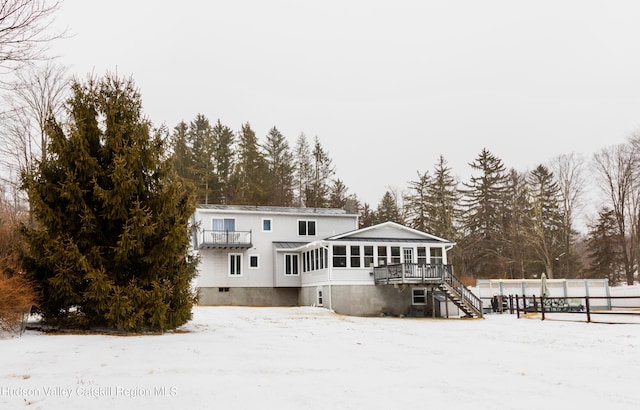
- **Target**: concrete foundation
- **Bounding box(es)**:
[300,284,441,317]
[198,287,299,307]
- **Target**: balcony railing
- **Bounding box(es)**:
[373,263,453,285]
[199,230,252,249]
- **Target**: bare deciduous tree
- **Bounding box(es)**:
[549,153,587,277]
[0,62,69,186]
[592,143,638,285]
[0,0,63,75]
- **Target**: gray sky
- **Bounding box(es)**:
[49,0,640,206]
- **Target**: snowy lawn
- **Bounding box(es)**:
[1,306,639,410]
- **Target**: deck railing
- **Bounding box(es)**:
[200,230,252,247]
[442,271,483,315]
[373,263,453,284]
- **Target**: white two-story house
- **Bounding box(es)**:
[193,205,482,318]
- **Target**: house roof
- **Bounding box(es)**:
[273,241,310,250]
[196,204,357,216]
[325,221,455,244]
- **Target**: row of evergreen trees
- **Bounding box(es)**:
[170,116,343,209]
[168,116,627,285]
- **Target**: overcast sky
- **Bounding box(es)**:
[49,0,640,206]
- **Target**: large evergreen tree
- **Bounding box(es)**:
[376,191,404,224]
[232,122,267,205]
[586,207,624,285]
[525,164,564,279]
[293,133,311,207]
[263,126,294,206]
[211,119,235,204]
[460,148,509,278]
[502,168,529,279]
[404,170,431,232]
[426,155,460,240]
[305,137,334,208]
[188,114,215,204]
[21,74,198,331]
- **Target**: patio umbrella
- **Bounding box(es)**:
[540,272,550,298]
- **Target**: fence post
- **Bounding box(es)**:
[585,297,591,323]
[515,295,520,318]
[540,296,545,320]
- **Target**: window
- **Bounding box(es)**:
[391,246,401,264]
[430,248,443,265]
[285,254,299,275]
[350,246,361,268]
[213,218,235,231]
[377,246,387,266]
[262,218,272,232]
[298,220,316,236]
[218,287,230,292]
[229,254,242,276]
[364,246,374,267]
[413,288,426,305]
[332,245,347,267]
[249,255,259,269]
[317,289,324,306]
[417,247,427,265]
[403,247,413,264]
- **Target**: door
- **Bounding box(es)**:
[403,247,414,276]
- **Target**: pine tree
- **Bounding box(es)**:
[404,170,431,232]
[502,168,529,279]
[328,178,349,209]
[211,119,235,204]
[171,121,191,181]
[426,155,460,240]
[293,133,311,207]
[359,203,376,228]
[305,137,334,208]
[460,148,509,278]
[376,191,404,224]
[21,74,198,331]
[263,126,294,206]
[586,208,624,285]
[188,114,215,204]
[526,164,564,279]
[233,122,267,205]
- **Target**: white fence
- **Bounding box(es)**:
[473,278,611,313]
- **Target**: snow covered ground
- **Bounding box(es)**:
[1,306,639,410]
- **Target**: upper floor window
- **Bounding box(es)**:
[262,218,272,232]
[213,218,235,231]
[298,220,316,236]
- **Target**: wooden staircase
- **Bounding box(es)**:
[438,281,483,318]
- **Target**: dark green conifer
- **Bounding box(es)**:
[21,74,198,331]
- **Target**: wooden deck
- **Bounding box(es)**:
[373,263,483,318]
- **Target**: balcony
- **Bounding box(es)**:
[199,230,252,249]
